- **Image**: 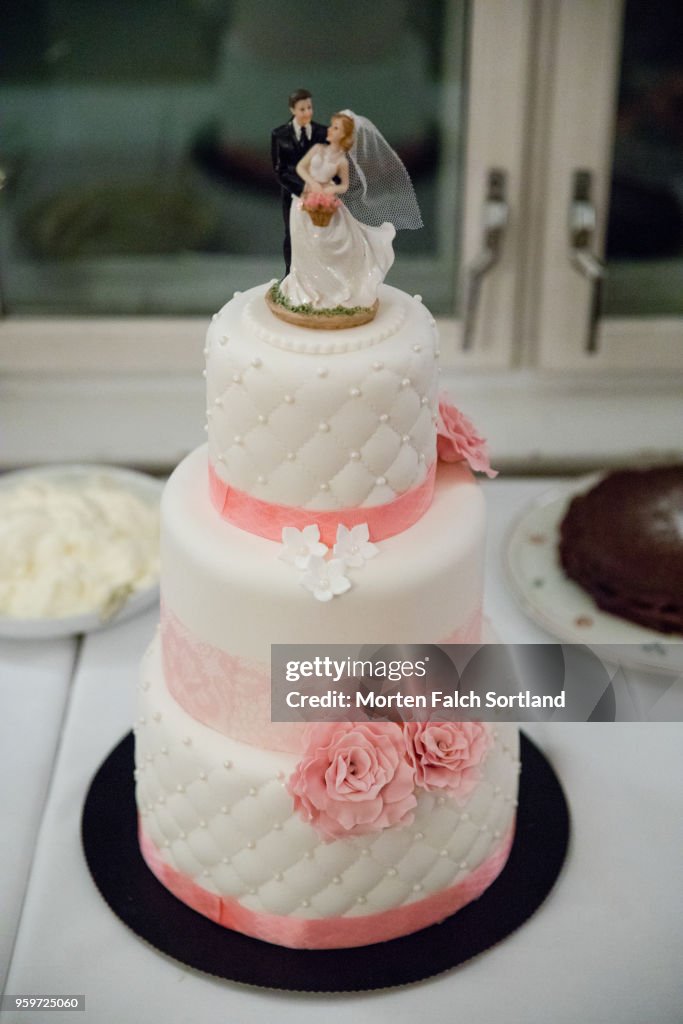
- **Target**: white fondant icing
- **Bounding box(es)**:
[161,447,485,664]
[135,639,519,919]
[206,284,438,510]
[245,287,407,354]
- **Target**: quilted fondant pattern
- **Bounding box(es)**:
[205,285,440,509]
[135,643,519,920]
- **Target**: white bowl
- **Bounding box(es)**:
[0,464,164,639]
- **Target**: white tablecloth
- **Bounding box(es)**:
[2,480,683,1023]
[0,637,76,993]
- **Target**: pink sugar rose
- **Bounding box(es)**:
[403,721,491,800]
[436,396,498,478]
[288,722,417,840]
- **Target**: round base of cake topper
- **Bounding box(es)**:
[82,732,569,993]
[265,288,378,330]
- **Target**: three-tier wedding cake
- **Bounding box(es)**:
[133,279,520,949]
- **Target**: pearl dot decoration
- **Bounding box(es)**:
[379,413,389,423]
[317,367,328,378]
[372,361,384,370]
[318,422,330,432]
[349,387,361,397]
[350,451,360,461]
[232,373,241,383]
[251,357,262,367]
[284,394,294,404]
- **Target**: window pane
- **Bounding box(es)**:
[604,0,683,317]
[1,0,468,316]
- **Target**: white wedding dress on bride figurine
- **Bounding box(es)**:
[279,146,396,310]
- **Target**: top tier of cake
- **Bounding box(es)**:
[205,284,439,513]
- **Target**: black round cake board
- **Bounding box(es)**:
[82,732,569,993]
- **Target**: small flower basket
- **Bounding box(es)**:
[300,192,341,227]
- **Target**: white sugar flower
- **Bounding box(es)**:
[280,525,327,570]
[300,557,351,602]
[333,523,379,568]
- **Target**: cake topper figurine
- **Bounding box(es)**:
[271,89,328,276]
[268,109,423,329]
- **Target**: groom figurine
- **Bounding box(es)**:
[271,88,327,274]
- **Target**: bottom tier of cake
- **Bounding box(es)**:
[135,639,520,949]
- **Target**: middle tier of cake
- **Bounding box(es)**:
[159,446,486,753]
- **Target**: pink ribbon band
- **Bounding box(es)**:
[139,821,514,950]
[161,602,483,753]
[208,460,436,546]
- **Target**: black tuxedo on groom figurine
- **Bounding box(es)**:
[271,105,327,275]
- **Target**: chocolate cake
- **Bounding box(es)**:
[559,465,683,635]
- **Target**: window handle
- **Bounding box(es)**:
[569,169,605,354]
[462,169,508,351]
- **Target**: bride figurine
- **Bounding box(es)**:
[268,111,422,328]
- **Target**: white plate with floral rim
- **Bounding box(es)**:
[0,464,163,640]
[504,474,683,676]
